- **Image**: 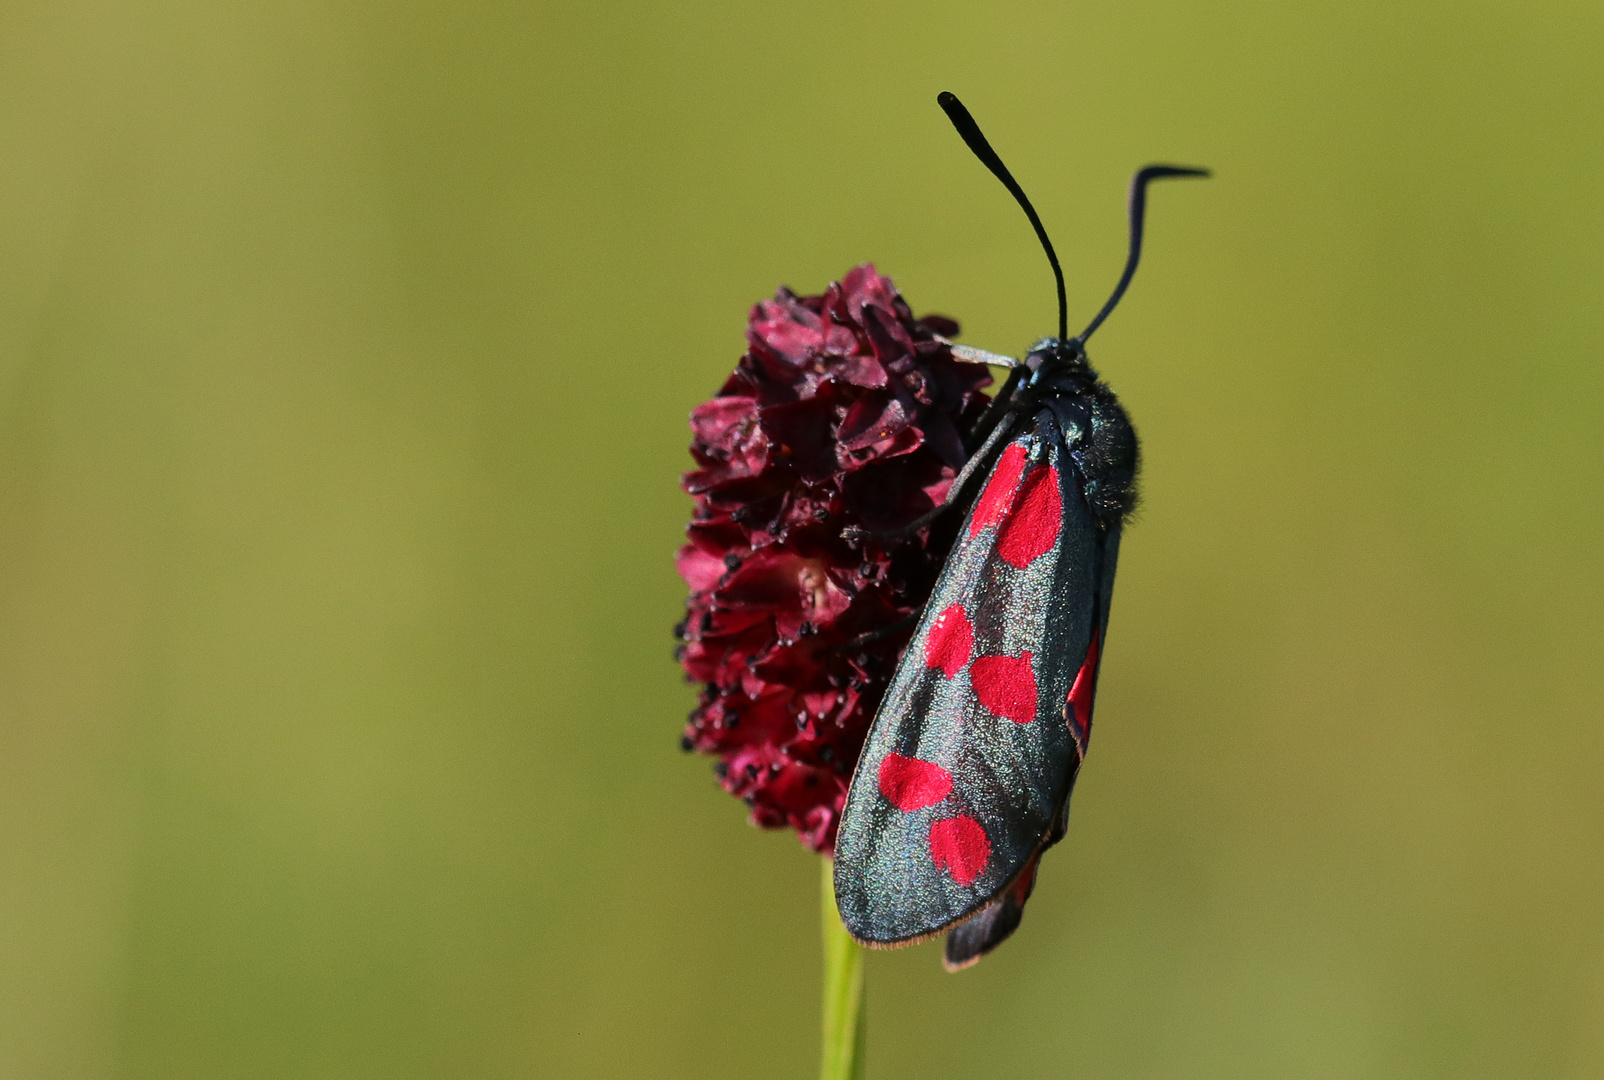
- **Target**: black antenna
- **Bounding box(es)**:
[1078,164,1209,342]
[938,91,1068,343]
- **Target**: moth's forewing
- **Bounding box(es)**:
[834,410,1104,946]
[940,513,1120,969]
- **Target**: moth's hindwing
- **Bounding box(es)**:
[834,409,1111,947]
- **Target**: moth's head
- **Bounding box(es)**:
[1024,337,1099,392]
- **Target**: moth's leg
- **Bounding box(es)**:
[934,337,1025,457]
[841,411,1021,543]
[944,341,1021,369]
[833,612,919,652]
[964,366,1028,455]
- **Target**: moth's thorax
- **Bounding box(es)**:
[1017,337,1140,530]
[1023,337,1100,397]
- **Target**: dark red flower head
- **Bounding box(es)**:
[675,264,992,853]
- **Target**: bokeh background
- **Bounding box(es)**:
[2,0,1602,1077]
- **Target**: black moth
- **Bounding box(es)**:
[832,92,1207,970]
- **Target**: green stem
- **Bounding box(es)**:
[819,857,866,1080]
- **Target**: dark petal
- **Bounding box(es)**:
[917,314,960,338]
[861,303,915,365]
[702,471,793,510]
[916,349,964,410]
[827,586,915,641]
[799,804,837,853]
[683,403,770,492]
[684,516,746,556]
[684,460,755,495]
[752,296,826,363]
[675,544,725,593]
[688,396,759,452]
[678,639,721,683]
[834,352,889,388]
[701,609,771,640]
[838,394,911,451]
[704,690,799,752]
[759,398,840,483]
[919,406,968,469]
[950,356,999,411]
[719,550,818,610]
[748,556,852,635]
[770,502,835,548]
[820,280,850,328]
[823,319,862,358]
[947,356,995,401]
[799,688,842,721]
[901,368,932,405]
[773,287,824,329]
[745,331,805,392]
[840,263,899,326]
[728,495,793,544]
[840,456,938,532]
[864,424,925,462]
[717,366,761,399]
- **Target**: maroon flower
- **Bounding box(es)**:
[675,264,992,853]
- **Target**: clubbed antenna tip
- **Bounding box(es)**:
[937,91,1069,343]
[1078,164,1209,343]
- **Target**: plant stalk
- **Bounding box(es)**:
[819,857,866,1080]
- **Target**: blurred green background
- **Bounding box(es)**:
[2,0,1601,1077]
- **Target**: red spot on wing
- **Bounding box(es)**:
[996,464,1061,568]
[968,442,1028,537]
[1066,630,1102,742]
[877,753,953,812]
[929,815,991,887]
[923,604,974,678]
[970,651,1038,723]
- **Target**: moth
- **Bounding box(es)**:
[832,92,1206,970]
